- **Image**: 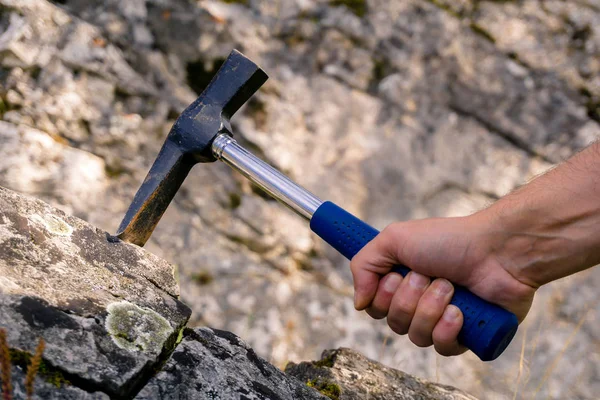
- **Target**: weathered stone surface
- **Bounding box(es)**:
[1,0,599,399]
[0,121,108,218]
[286,348,477,400]
[135,328,328,400]
[8,365,109,399]
[473,1,600,100]
[0,186,478,399]
[0,187,191,398]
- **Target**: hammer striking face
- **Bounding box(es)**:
[117,50,268,246]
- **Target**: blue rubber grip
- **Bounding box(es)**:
[310,201,518,361]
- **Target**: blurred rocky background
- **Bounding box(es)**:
[0,0,598,398]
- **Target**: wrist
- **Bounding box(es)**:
[477,192,600,287]
[476,199,546,288]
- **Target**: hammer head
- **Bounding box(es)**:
[117,49,268,246]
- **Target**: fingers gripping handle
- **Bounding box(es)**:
[309,201,518,361]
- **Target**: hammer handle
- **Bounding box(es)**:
[310,201,518,362]
[212,136,517,361]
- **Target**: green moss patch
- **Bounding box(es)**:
[329,0,367,18]
[307,378,341,400]
[313,352,336,368]
[191,270,214,286]
[222,0,249,5]
[9,348,70,388]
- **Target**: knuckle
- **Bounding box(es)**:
[434,344,456,357]
[387,315,409,335]
[380,273,402,294]
[393,299,415,316]
[366,307,386,320]
[432,318,464,356]
[419,305,442,321]
[382,223,404,240]
[432,330,453,347]
[349,257,362,273]
[407,271,430,291]
[409,330,433,348]
[349,264,358,279]
[421,284,452,306]
[432,278,454,297]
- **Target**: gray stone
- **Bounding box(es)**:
[8,365,109,400]
[286,348,477,400]
[0,121,109,218]
[135,328,328,400]
[0,187,191,398]
[0,185,479,399]
[0,0,599,398]
[473,1,600,98]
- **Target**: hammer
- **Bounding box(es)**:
[117,50,518,361]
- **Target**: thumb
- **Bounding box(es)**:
[350,224,406,310]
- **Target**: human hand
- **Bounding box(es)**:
[350,212,536,356]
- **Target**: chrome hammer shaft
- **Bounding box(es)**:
[211,134,322,220]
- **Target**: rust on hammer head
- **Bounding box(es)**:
[116,49,268,246]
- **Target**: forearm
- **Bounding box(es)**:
[481,141,600,287]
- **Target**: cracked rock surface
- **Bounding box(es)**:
[286,348,478,400]
[135,328,330,400]
[8,366,109,400]
[0,187,476,399]
[0,187,191,398]
[0,0,599,398]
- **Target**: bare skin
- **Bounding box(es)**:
[350,141,600,356]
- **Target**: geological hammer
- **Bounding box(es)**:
[117,49,518,361]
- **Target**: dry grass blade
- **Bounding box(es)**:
[0,329,12,400]
[528,315,544,363]
[378,334,389,362]
[512,325,527,400]
[25,338,45,400]
[532,306,593,397]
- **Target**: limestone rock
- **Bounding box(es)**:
[1,0,599,399]
[0,187,191,398]
[0,121,108,219]
[0,186,479,399]
[8,366,109,400]
[135,328,328,400]
[286,348,478,400]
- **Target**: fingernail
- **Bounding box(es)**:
[383,274,401,293]
[409,272,429,289]
[434,279,453,298]
[443,305,461,322]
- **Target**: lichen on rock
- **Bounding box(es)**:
[105,301,173,353]
[29,213,73,236]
